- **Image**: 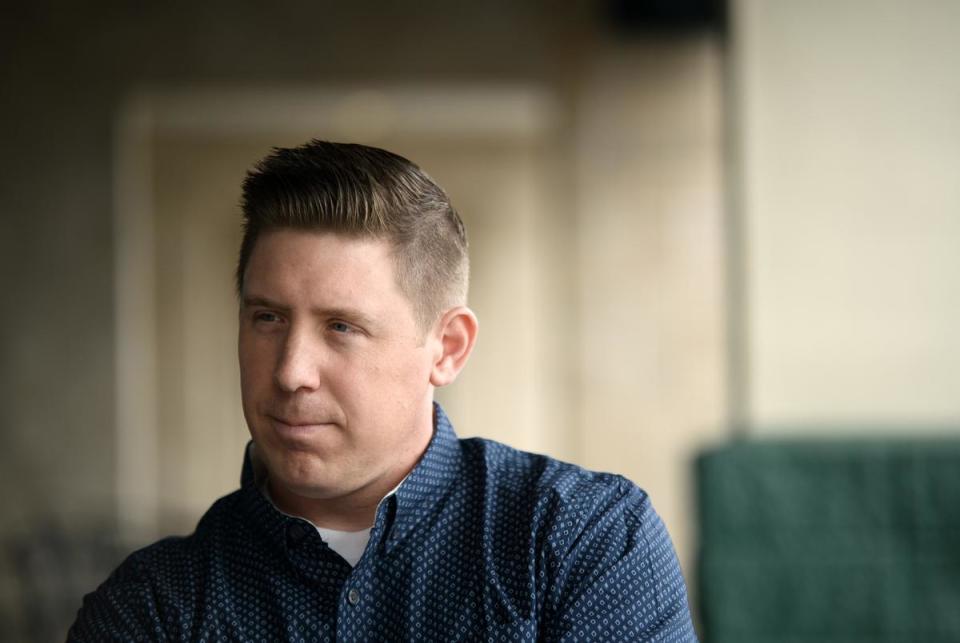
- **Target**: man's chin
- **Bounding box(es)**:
[258,447,330,492]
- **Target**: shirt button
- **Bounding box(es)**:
[287,522,308,545]
[347,588,360,605]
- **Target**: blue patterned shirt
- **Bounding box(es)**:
[70,405,697,641]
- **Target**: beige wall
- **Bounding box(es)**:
[733,0,960,431]
[576,39,727,583]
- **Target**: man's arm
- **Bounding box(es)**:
[68,553,165,641]
[541,478,698,642]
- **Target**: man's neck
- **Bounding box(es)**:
[268,474,395,531]
[265,417,434,531]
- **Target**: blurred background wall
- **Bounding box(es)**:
[1,0,959,640]
[732,0,960,430]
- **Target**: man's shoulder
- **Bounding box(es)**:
[454,436,695,639]
[460,435,646,496]
[68,490,249,640]
[457,436,654,538]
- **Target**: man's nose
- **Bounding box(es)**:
[273,326,322,393]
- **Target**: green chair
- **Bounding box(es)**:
[697,438,960,642]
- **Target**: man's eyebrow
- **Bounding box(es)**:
[241,295,288,311]
[242,295,378,327]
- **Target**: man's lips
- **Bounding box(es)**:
[270,416,328,427]
[268,415,336,437]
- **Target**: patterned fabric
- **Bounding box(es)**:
[69,405,697,641]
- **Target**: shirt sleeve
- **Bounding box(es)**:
[67,553,165,642]
[541,479,699,642]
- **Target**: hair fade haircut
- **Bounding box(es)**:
[237,140,469,331]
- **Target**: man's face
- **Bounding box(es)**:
[238,229,437,507]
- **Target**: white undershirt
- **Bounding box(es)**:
[313,526,371,567]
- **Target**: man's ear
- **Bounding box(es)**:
[429,306,478,387]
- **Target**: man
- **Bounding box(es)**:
[70,141,697,641]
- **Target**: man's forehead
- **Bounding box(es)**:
[241,229,409,318]
[248,229,393,279]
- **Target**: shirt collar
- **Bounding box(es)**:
[384,402,463,552]
[238,402,463,554]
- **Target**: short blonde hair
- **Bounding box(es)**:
[237,140,469,330]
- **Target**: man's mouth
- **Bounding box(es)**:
[272,416,324,427]
[268,415,335,438]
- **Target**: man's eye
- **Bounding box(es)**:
[254,312,280,323]
[330,321,352,334]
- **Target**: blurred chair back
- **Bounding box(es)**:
[697,437,960,642]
